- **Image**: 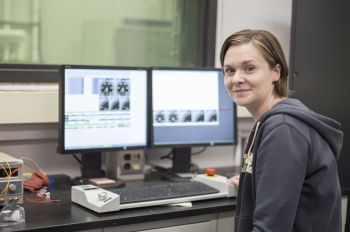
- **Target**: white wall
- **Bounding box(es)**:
[215,0,293,68]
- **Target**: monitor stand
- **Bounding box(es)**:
[158,147,193,182]
[71,152,104,185]
[71,153,126,188]
[80,152,104,178]
[172,147,191,173]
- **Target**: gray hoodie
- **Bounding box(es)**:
[235,98,343,232]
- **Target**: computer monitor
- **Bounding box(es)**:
[58,65,148,179]
[150,67,237,174]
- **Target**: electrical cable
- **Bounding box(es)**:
[18,157,46,175]
[72,154,82,164]
[191,146,207,155]
[160,146,208,160]
[160,149,173,160]
[157,146,207,174]
[0,161,11,197]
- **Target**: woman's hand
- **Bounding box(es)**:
[227,175,240,186]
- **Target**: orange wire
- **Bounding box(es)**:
[0,161,11,197]
[25,197,61,204]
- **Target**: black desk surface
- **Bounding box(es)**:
[0,175,236,232]
[4,173,347,232]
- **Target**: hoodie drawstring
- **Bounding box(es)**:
[242,121,261,173]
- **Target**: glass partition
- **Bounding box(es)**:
[0,0,216,71]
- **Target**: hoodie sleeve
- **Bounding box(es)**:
[252,120,309,231]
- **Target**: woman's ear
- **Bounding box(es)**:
[272,64,281,82]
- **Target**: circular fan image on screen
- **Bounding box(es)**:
[155,111,166,123]
[110,97,120,111]
[116,80,129,96]
[99,97,109,111]
[100,80,114,96]
[168,111,178,123]
[120,97,130,110]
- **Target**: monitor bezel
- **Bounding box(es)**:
[149,66,237,148]
[58,64,149,154]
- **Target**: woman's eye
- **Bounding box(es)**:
[245,66,255,73]
[224,69,235,75]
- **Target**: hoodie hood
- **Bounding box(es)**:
[259,98,343,159]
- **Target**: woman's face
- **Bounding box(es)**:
[223,43,280,115]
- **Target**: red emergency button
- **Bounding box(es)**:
[206,168,216,176]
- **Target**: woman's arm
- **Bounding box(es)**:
[252,122,308,231]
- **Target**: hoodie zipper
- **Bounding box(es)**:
[235,121,261,217]
[242,121,261,173]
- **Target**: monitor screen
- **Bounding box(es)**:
[150,67,237,173]
[58,65,148,154]
[151,68,236,146]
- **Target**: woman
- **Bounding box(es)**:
[221,29,343,231]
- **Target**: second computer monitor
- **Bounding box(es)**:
[150,67,237,172]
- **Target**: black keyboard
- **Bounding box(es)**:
[109,181,219,204]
